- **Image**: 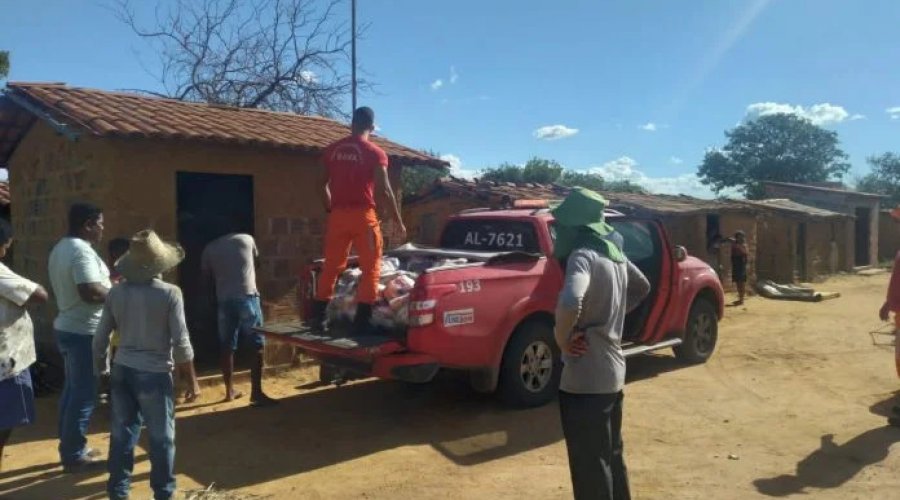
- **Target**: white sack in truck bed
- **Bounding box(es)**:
[325,253,470,331]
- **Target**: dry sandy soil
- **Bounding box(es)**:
[2,273,900,499]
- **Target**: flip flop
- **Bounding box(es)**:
[224,390,245,402]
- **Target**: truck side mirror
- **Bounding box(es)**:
[674,245,688,262]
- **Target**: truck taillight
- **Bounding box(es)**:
[408,281,455,328]
[409,299,436,326]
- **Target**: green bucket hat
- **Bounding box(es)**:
[550,187,615,235]
[551,187,625,263]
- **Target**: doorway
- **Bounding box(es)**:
[176,172,255,366]
[795,222,807,281]
[854,207,871,266]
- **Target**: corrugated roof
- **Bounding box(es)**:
[736,198,849,219]
[410,177,754,215]
[408,177,572,205]
[603,192,750,215]
[0,82,447,168]
[763,181,884,199]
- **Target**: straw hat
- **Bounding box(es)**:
[116,230,185,283]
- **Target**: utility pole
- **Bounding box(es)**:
[351,0,357,114]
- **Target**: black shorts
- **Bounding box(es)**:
[732,264,747,283]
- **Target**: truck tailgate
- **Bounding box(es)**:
[254,322,405,361]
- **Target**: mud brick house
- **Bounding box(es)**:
[403,177,571,245]
[879,210,900,262]
[740,199,852,282]
[405,178,760,291]
[0,82,445,364]
[600,192,761,291]
[763,181,883,268]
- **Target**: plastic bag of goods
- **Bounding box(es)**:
[434,258,468,269]
[381,257,400,275]
[384,274,416,301]
[371,304,396,329]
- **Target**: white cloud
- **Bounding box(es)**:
[587,156,729,198]
[850,114,865,121]
[533,124,579,140]
[745,102,853,126]
[299,70,318,84]
[430,79,444,91]
[440,154,461,171]
[670,156,684,165]
[886,107,900,120]
[450,66,459,84]
[439,153,477,179]
[639,122,658,132]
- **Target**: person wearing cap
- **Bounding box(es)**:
[880,207,900,427]
[309,106,407,335]
[551,187,651,500]
[93,230,200,500]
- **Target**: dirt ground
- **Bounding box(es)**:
[3,273,900,499]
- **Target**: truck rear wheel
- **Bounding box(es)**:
[498,321,561,408]
[673,298,718,364]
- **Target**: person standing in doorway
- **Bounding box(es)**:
[94,230,200,500]
[201,224,276,407]
[0,219,49,472]
[729,230,749,305]
[309,106,407,335]
[552,188,651,500]
[48,202,110,472]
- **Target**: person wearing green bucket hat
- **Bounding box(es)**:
[551,187,650,500]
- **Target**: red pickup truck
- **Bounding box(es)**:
[258,204,725,407]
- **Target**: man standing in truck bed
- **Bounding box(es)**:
[310,107,406,335]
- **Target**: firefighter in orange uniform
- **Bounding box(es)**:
[310,107,406,335]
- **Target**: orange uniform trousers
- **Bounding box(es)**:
[315,208,383,305]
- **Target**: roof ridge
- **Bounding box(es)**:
[6,82,346,125]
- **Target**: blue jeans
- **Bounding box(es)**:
[108,364,176,500]
[56,330,97,464]
[218,295,265,352]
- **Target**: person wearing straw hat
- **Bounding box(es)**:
[880,206,900,427]
[93,230,200,500]
[551,188,650,500]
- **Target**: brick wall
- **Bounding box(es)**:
[880,211,900,262]
[8,121,116,344]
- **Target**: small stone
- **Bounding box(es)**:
[728,454,740,460]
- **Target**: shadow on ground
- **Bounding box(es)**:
[753,393,900,497]
[4,352,693,497]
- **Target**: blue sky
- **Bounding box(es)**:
[2,0,899,197]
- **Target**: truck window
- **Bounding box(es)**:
[440,219,541,253]
[609,221,655,262]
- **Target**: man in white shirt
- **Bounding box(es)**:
[48,202,111,471]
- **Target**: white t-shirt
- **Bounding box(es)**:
[48,237,111,335]
[0,263,40,380]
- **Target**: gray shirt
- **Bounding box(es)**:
[555,248,651,394]
[93,279,194,374]
[201,233,259,302]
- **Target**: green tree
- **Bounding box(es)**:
[402,164,449,199]
[857,153,900,205]
[479,157,647,193]
[0,51,9,80]
[481,157,564,184]
[698,113,850,199]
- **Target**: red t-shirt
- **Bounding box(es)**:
[322,135,389,209]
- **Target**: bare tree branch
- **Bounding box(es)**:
[112,0,366,119]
